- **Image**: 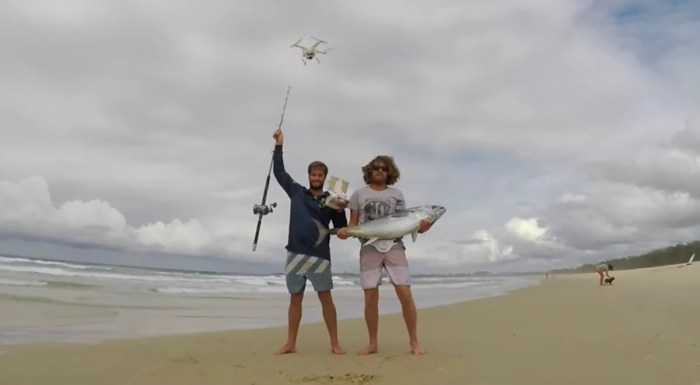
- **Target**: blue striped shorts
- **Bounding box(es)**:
[284,252,333,294]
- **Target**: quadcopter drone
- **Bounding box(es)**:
[290,36,332,65]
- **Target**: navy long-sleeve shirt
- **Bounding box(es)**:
[273,144,347,261]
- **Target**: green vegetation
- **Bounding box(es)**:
[550,241,699,274]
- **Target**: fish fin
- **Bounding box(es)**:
[313,218,330,247]
[361,238,378,245]
[411,231,418,242]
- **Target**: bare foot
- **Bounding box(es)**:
[357,344,378,355]
[331,345,346,355]
[410,342,426,355]
[274,343,296,355]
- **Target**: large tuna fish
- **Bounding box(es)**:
[312,205,446,246]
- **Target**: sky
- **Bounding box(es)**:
[1,0,699,274]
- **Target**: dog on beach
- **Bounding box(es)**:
[603,276,615,285]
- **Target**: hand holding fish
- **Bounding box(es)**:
[336,228,349,239]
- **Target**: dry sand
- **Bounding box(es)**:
[1,264,698,385]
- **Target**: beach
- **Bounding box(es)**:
[1,263,698,385]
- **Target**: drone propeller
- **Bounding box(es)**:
[290,38,302,48]
[310,36,327,44]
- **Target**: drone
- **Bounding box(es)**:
[291,36,332,65]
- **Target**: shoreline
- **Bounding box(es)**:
[0,275,540,346]
[1,265,698,385]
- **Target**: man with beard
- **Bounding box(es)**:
[337,155,432,355]
[271,128,348,355]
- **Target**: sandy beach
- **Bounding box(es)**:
[1,264,698,385]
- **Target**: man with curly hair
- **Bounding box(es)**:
[337,155,432,355]
[271,128,348,355]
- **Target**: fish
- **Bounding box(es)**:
[312,205,446,247]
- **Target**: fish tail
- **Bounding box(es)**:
[313,218,330,247]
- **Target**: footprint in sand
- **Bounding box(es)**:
[295,373,380,385]
[170,353,199,364]
[381,356,398,363]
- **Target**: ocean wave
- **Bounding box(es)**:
[0,256,111,271]
[0,278,48,287]
[153,285,286,295]
[0,263,358,291]
[153,276,358,295]
[411,276,494,283]
[411,281,485,289]
[0,264,232,284]
[0,255,520,296]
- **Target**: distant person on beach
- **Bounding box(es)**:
[336,155,433,356]
[271,128,348,355]
[596,263,613,286]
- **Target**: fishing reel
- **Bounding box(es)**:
[253,202,277,216]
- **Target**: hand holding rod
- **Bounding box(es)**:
[252,86,291,252]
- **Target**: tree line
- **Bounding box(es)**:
[549,241,699,274]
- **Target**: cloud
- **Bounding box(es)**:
[505,217,548,243]
[1,0,699,273]
[460,230,516,264]
[0,176,255,258]
[672,115,700,154]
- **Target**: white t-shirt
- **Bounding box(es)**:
[348,185,406,253]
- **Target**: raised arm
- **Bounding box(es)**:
[272,129,299,198]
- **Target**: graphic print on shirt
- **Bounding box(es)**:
[363,197,402,221]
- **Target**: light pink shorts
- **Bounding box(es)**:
[359,243,410,289]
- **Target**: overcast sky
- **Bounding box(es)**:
[1,0,699,274]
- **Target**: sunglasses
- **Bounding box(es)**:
[372,164,388,172]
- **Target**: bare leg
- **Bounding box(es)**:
[358,287,379,355]
[394,285,425,355]
[598,271,604,286]
[275,292,303,354]
[317,290,345,354]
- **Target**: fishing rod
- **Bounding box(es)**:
[252,85,291,252]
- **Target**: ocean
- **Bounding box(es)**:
[0,254,538,345]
